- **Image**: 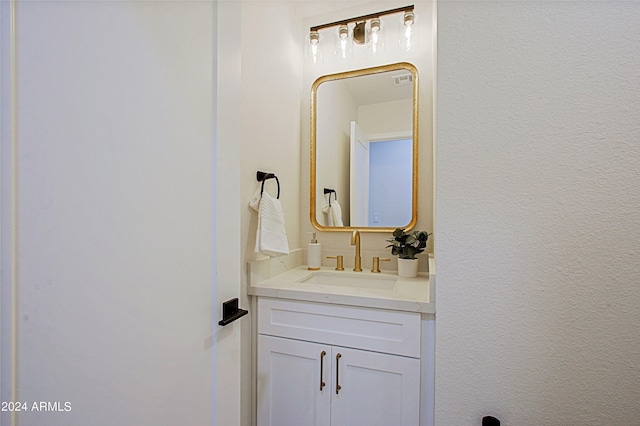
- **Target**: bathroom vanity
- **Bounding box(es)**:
[248,255,435,426]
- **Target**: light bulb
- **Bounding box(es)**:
[403,11,414,26]
[338,24,348,40]
[371,18,381,33]
[310,31,320,45]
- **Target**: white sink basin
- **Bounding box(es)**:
[297,271,397,290]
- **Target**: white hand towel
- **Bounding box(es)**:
[321,193,344,227]
[321,203,334,226]
[249,187,261,211]
[330,199,344,226]
[251,190,289,257]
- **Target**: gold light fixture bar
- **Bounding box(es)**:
[309,5,414,32]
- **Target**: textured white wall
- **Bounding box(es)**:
[436,1,640,424]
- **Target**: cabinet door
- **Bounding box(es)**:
[331,347,420,426]
[257,335,331,426]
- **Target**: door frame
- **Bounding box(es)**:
[213,1,243,425]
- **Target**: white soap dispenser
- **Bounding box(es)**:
[307,232,322,270]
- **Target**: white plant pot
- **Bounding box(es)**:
[397,258,419,278]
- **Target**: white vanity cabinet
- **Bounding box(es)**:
[256,297,422,426]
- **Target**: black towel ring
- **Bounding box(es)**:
[257,171,280,199]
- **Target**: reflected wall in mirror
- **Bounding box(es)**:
[310,62,418,232]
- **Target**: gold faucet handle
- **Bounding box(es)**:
[371,257,390,273]
[327,255,344,271]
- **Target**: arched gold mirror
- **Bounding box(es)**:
[310,62,418,232]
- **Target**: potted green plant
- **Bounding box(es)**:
[386,228,431,277]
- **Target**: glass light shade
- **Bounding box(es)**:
[399,11,420,51]
[307,30,323,66]
[334,24,353,60]
[366,18,385,56]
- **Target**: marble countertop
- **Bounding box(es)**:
[247,262,435,314]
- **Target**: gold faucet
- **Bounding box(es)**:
[351,230,362,272]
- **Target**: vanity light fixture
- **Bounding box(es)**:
[308,5,415,64]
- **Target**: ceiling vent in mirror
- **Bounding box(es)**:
[392,74,413,86]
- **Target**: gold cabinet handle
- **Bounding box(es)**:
[335,353,342,395]
[320,350,326,391]
[371,257,390,273]
[326,255,344,271]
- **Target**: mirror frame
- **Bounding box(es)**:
[310,62,419,233]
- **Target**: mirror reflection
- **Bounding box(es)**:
[310,62,418,231]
